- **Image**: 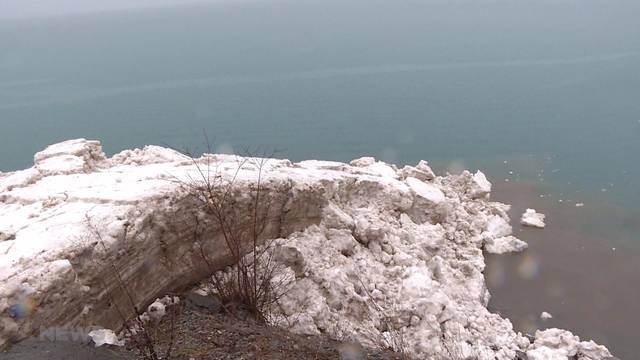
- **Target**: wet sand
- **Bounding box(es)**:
[487,180,640,359]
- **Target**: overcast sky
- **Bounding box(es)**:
[0,0,246,19]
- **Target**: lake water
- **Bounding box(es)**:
[1,0,638,357]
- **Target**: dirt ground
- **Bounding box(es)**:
[123,301,406,360]
[1,295,406,360]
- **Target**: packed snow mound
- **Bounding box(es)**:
[521,208,546,228]
[34,139,107,174]
[0,140,612,359]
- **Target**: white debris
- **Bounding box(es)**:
[541,311,553,320]
[147,300,166,322]
[575,203,584,207]
[88,329,124,347]
[521,208,546,228]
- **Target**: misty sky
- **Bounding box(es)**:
[0,0,248,19]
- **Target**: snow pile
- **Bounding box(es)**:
[521,208,546,228]
[0,140,613,359]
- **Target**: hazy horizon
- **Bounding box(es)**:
[0,0,256,20]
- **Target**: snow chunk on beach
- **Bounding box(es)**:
[521,208,546,228]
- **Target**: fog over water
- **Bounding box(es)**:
[0,0,639,357]
[0,0,227,19]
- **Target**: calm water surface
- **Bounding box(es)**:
[0,0,638,357]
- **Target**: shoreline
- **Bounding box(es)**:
[0,139,616,359]
[487,180,638,359]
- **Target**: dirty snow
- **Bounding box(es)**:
[0,139,613,359]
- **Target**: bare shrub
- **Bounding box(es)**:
[85,215,180,360]
[178,146,292,324]
[355,276,411,359]
[439,325,478,360]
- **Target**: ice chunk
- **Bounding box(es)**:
[485,236,528,254]
[405,177,445,204]
[486,215,512,238]
[349,157,376,167]
[541,311,553,320]
[400,160,435,181]
[469,170,492,199]
[520,208,546,228]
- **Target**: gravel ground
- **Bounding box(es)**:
[0,338,123,360]
[1,297,406,360]
[124,301,407,360]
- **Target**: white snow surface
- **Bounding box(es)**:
[0,139,612,358]
[521,208,546,228]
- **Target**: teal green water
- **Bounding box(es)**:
[1,0,639,356]
[1,0,639,208]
